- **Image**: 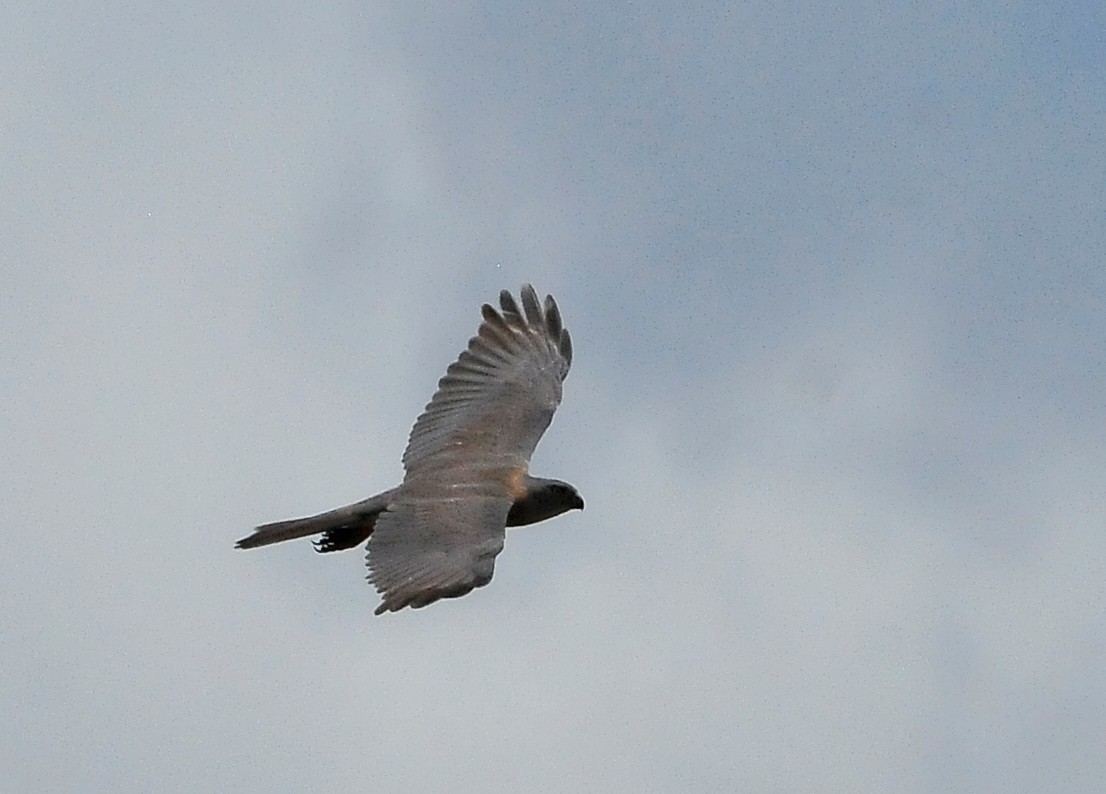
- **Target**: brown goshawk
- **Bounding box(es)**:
[236,285,582,615]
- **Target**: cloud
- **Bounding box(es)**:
[3,3,1104,792]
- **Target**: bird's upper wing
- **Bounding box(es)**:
[367,489,512,614]
[401,285,573,475]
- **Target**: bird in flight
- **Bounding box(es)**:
[236,285,583,615]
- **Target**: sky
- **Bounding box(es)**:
[3,3,1105,792]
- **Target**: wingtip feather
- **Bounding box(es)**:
[544,295,563,339]
[499,290,521,317]
[519,285,543,327]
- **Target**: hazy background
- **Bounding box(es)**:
[4,3,1104,792]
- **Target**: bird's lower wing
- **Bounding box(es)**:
[366,491,511,615]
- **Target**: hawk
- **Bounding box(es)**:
[236,285,583,614]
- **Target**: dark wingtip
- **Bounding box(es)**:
[490,285,571,373]
[499,289,521,316]
[544,294,563,339]
[519,284,543,327]
[560,328,573,369]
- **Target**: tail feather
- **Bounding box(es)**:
[236,488,397,552]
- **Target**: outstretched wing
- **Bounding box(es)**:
[367,491,512,614]
[401,285,573,475]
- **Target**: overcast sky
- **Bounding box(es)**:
[4,3,1105,792]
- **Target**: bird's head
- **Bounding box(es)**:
[506,477,584,527]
